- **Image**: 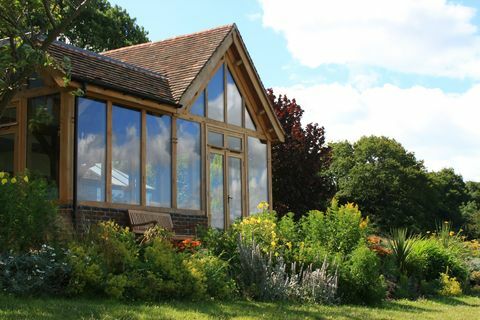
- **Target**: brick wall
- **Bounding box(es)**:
[58,205,207,236]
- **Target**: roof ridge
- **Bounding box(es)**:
[102,23,235,55]
[52,41,171,82]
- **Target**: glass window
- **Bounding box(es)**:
[228,157,242,224]
[207,65,224,122]
[226,69,242,126]
[27,73,44,89]
[210,153,224,229]
[111,105,141,204]
[248,137,268,214]
[0,107,17,126]
[208,131,223,148]
[146,113,172,207]
[177,119,201,210]
[245,107,256,130]
[77,98,107,202]
[227,136,242,152]
[190,91,205,117]
[27,94,60,188]
[0,134,15,174]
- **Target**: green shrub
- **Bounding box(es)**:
[0,245,71,296]
[186,250,236,299]
[65,242,103,295]
[299,200,369,258]
[141,237,205,300]
[0,172,58,253]
[338,244,386,304]
[408,238,469,283]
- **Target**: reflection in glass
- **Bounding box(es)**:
[207,65,224,122]
[0,107,17,126]
[77,98,106,202]
[190,91,205,117]
[146,113,171,207]
[227,69,242,126]
[227,136,242,152]
[208,131,223,148]
[112,105,141,204]
[228,157,242,224]
[177,119,201,210]
[0,134,14,174]
[245,107,256,130]
[27,94,60,188]
[248,137,268,214]
[210,153,224,229]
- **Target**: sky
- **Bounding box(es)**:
[110,0,480,182]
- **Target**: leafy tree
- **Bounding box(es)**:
[0,0,91,119]
[61,0,149,52]
[267,89,334,218]
[427,168,468,225]
[0,0,149,120]
[329,136,435,232]
[465,181,480,207]
[461,181,480,238]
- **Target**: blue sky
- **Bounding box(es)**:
[111,0,480,181]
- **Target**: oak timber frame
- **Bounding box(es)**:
[5,30,282,230]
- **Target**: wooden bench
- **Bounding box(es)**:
[128,210,173,234]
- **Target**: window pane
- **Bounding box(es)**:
[226,69,242,126]
[27,94,60,188]
[190,91,205,117]
[248,137,268,214]
[210,153,224,229]
[245,107,256,130]
[0,107,17,126]
[146,113,172,207]
[0,134,14,174]
[207,65,224,122]
[177,119,201,210]
[208,131,223,148]
[112,105,141,204]
[227,136,242,152]
[77,98,107,202]
[229,157,242,224]
[27,73,44,89]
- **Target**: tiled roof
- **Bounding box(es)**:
[102,24,234,102]
[48,41,176,105]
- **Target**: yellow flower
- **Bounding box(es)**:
[449,231,455,237]
[444,221,449,224]
[0,172,4,179]
[10,177,17,184]
[359,219,368,229]
[271,241,276,247]
[1,178,7,185]
[286,242,292,249]
[23,176,29,183]
[257,201,269,211]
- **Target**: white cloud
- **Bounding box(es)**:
[273,83,480,181]
[260,0,480,78]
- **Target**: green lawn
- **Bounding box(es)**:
[1,294,480,320]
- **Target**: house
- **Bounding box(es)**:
[0,24,284,236]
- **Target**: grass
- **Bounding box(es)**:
[1,294,480,320]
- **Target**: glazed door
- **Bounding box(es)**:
[208,148,244,229]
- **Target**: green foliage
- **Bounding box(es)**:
[388,228,420,274]
[0,245,71,296]
[300,200,369,257]
[408,238,469,283]
[186,250,236,299]
[338,244,386,304]
[330,136,458,233]
[62,0,149,52]
[0,172,59,253]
